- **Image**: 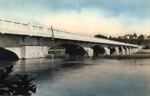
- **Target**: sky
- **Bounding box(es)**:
[0,0,150,37]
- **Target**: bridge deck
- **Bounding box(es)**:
[0,19,139,48]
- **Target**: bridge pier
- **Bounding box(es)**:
[104,47,110,55]
[123,47,129,55]
[108,46,119,55]
[119,46,125,55]
[113,47,119,55]
[128,47,131,55]
[5,46,48,59]
[126,47,129,55]
[21,46,48,59]
[84,47,93,57]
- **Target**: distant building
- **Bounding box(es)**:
[124,34,129,39]
[124,34,137,39]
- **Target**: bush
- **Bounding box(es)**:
[0,65,36,95]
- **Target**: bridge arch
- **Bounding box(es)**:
[119,46,125,55]
[0,47,19,60]
[119,46,122,53]
[108,46,116,55]
[93,45,105,56]
[58,44,86,57]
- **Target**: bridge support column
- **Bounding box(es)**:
[124,47,129,55]
[84,47,93,57]
[128,47,131,54]
[104,47,110,55]
[113,47,119,55]
[119,47,125,55]
[126,48,129,55]
[21,46,48,59]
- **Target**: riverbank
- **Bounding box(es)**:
[97,54,150,59]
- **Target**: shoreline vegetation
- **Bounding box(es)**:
[95,54,150,59]
[95,33,150,49]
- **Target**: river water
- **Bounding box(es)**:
[0,58,150,96]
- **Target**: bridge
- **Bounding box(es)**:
[0,19,139,59]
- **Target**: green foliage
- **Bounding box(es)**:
[110,38,150,46]
[0,65,36,95]
[0,65,13,95]
[109,36,112,39]
[133,33,137,38]
[95,32,150,47]
[50,46,65,49]
[10,74,36,95]
[95,34,108,39]
[138,34,144,39]
[143,44,150,49]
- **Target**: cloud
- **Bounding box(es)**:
[0,0,149,37]
[40,7,150,37]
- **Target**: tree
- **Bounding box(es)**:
[0,65,36,95]
[133,33,137,38]
[138,34,144,39]
[109,36,112,39]
[144,45,150,49]
[10,74,36,95]
[95,34,107,39]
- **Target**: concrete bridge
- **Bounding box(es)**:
[0,19,139,60]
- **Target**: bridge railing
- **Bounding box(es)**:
[52,27,92,41]
[0,19,28,30]
[0,19,92,40]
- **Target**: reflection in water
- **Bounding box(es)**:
[1,58,150,96]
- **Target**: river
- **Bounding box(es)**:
[0,58,150,96]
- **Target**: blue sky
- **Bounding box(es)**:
[0,0,150,36]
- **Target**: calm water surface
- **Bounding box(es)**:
[0,58,150,96]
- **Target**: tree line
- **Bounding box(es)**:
[94,33,150,49]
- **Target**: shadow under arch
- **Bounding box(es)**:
[108,46,116,55]
[93,45,105,56]
[119,46,123,52]
[0,47,19,60]
[58,44,86,57]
